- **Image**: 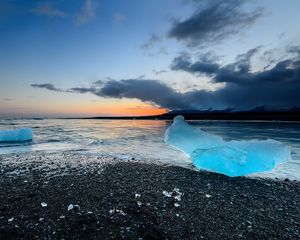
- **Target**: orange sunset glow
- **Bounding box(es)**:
[73,102,167,116]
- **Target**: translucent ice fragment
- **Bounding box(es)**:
[165,116,291,177]
[164,115,223,155]
[162,190,172,197]
[0,128,32,142]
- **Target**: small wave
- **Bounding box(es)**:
[68,148,89,152]
[47,139,62,143]
[0,123,16,126]
[89,140,104,146]
[0,141,33,148]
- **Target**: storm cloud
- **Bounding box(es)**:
[31,83,62,92]
[170,47,300,108]
[168,0,263,46]
[70,79,190,109]
[171,52,220,75]
[69,47,300,110]
[71,78,299,110]
[31,46,300,110]
[171,46,300,86]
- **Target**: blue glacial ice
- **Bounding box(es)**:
[0,128,33,142]
[165,116,291,177]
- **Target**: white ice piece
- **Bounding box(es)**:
[162,190,172,197]
[174,203,180,207]
[135,193,141,198]
[67,204,74,211]
[109,208,127,216]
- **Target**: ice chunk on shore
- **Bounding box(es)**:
[0,128,32,142]
[164,115,223,155]
[165,116,291,177]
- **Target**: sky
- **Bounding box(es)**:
[0,0,300,117]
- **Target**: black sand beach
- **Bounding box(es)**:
[0,155,299,240]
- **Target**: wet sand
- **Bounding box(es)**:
[0,154,299,240]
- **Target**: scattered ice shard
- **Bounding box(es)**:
[165,116,291,177]
[0,128,32,142]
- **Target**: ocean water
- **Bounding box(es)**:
[0,118,300,180]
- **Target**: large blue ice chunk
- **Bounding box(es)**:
[0,128,33,142]
[165,116,291,177]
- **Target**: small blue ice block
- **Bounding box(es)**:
[0,128,33,142]
[165,115,291,177]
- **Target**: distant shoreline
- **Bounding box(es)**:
[62,111,300,121]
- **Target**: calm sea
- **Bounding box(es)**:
[1,119,300,180]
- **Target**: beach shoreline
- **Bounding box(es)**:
[0,155,299,239]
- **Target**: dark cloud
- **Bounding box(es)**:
[31,83,62,92]
[168,0,263,46]
[170,46,300,108]
[68,76,300,110]
[171,52,220,75]
[32,46,300,110]
[172,46,300,86]
[69,46,300,110]
[70,79,190,109]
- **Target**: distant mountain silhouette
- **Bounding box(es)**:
[156,106,300,121]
